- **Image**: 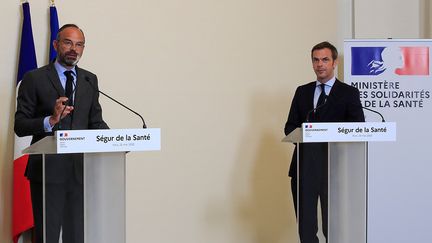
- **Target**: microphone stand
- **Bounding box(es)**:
[85,77,147,129]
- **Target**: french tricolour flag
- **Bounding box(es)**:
[12,2,37,243]
[13,3,60,242]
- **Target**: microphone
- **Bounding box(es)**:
[305,95,328,122]
[318,94,386,122]
[84,76,147,128]
[360,105,385,122]
[58,81,77,130]
[328,94,386,122]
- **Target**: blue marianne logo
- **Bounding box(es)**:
[351,47,386,75]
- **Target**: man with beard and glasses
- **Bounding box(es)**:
[15,24,108,243]
[284,41,364,243]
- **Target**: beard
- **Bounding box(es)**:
[58,50,81,67]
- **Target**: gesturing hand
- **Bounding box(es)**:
[49,97,74,126]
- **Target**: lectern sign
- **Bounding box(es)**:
[302,122,396,143]
[56,128,161,153]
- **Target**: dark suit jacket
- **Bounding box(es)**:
[15,63,109,183]
[284,79,365,177]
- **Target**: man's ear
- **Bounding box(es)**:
[53,40,59,52]
[333,58,338,68]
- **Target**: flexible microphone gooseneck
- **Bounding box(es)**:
[305,95,328,122]
[361,106,385,122]
[58,81,77,130]
[329,95,386,122]
[84,77,147,129]
[309,94,386,122]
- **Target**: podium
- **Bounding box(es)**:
[283,122,396,243]
[22,128,161,243]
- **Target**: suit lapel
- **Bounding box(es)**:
[73,67,84,112]
[306,82,316,112]
[47,63,64,97]
[73,66,92,117]
[318,79,342,120]
[328,79,342,101]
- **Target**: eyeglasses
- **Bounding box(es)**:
[60,39,85,49]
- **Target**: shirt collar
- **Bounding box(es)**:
[316,76,336,87]
[54,61,77,78]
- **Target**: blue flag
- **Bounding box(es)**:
[17,2,37,83]
[13,3,37,243]
[49,5,59,62]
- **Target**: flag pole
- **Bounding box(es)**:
[49,0,59,62]
[13,2,37,242]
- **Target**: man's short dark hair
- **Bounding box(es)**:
[311,41,338,60]
[56,24,85,41]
